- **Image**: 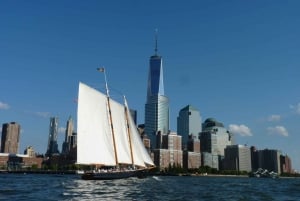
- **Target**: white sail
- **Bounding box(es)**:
[77,82,116,165]
[109,98,132,164]
[125,99,155,167]
[77,82,154,169]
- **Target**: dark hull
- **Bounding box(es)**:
[81,169,147,180]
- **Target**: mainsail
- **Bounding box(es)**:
[77,82,154,168]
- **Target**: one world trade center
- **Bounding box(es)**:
[145,33,169,149]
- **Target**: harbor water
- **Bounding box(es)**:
[0,174,299,201]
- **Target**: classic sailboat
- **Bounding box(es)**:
[76,68,154,180]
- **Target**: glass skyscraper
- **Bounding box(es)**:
[177,105,202,148]
[46,117,60,156]
[145,35,169,149]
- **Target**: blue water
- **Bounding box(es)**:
[0,174,299,201]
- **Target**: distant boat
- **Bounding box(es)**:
[76,68,155,180]
[249,168,279,179]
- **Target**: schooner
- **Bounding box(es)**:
[76,68,154,180]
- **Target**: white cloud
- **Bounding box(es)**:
[290,103,300,114]
[0,101,10,110]
[267,126,289,137]
[268,114,281,122]
[229,124,253,137]
[58,127,66,134]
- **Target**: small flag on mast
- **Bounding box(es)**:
[97,67,105,72]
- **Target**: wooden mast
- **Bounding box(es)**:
[97,67,119,167]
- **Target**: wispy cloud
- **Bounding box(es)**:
[35,112,51,118]
[58,127,66,134]
[0,101,10,110]
[229,124,253,137]
[267,114,281,122]
[267,126,289,137]
[290,103,300,114]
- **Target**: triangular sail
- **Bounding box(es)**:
[77,82,116,165]
[125,99,155,167]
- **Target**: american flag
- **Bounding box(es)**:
[97,67,105,72]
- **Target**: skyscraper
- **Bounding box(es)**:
[1,122,20,154]
[46,117,60,156]
[200,118,234,169]
[200,118,233,156]
[145,32,169,148]
[223,144,251,172]
[62,116,74,155]
[177,105,202,148]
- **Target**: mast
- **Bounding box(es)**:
[97,67,119,166]
[154,28,158,56]
[124,96,135,167]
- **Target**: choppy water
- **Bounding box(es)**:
[0,174,299,201]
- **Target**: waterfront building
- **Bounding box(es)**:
[1,122,20,154]
[183,150,201,170]
[223,144,251,172]
[187,137,200,153]
[200,118,233,156]
[24,146,35,157]
[177,105,202,149]
[280,154,292,174]
[201,152,219,170]
[153,132,182,169]
[0,153,43,170]
[183,138,201,169]
[144,33,169,148]
[250,146,259,171]
[257,149,281,174]
[45,117,60,156]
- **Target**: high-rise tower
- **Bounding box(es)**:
[1,122,20,154]
[145,31,169,149]
[46,117,60,156]
[177,105,202,149]
[62,116,74,155]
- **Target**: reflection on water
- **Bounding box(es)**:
[0,174,300,201]
[62,176,144,200]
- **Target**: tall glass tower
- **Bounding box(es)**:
[145,32,169,149]
[177,105,202,148]
[46,117,60,156]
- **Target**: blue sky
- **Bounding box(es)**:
[1,1,300,170]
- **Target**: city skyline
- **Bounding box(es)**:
[0,1,300,170]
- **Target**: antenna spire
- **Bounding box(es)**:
[155,28,158,55]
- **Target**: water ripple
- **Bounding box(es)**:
[0,174,300,201]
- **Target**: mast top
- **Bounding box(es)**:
[97,67,109,97]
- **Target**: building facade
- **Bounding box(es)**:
[62,116,76,155]
[145,36,169,149]
[177,105,202,149]
[200,118,233,156]
[223,144,251,172]
[1,122,20,154]
[153,132,182,169]
[257,149,281,174]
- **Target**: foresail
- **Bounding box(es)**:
[125,99,155,167]
[77,82,116,166]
